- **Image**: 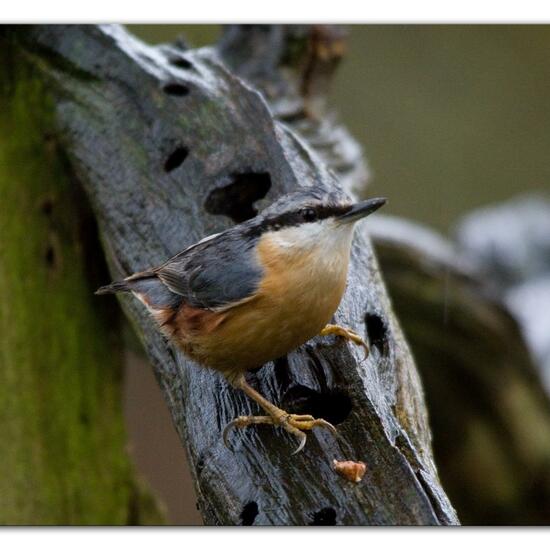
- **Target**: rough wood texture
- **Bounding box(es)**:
[0,32,163,525]
[218,25,370,197]
[11,24,458,525]
[369,214,550,524]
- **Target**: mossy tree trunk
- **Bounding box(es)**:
[0,31,162,525]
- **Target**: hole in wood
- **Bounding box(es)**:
[281,384,352,426]
[170,56,193,70]
[163,83,190,96]
[364,313,389,356]
[204,172,271,223]
[164,146,189,172]
[44,245,56,267]
[41,198,54,216]
[240,501,259,525]
[309,507,336,525]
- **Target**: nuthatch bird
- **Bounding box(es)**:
[97,187,386,453]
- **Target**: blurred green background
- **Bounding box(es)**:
[129,25,550,232]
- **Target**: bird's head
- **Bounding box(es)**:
[248,187,386,255]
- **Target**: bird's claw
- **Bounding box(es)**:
[320,324,370,360]
[292,432,307,455]
[222,417,244,449]
[222,413,337,454]
[346,329,370,361]
[288,417,338,454]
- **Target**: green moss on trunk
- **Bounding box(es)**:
[0,34,163,525]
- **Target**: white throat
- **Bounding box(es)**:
[269,219,355,273]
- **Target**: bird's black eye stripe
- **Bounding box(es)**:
[314,204,353,220]
[294,204,352,223]
[249,203,353,236]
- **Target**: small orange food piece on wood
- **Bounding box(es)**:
[333,459,367,483]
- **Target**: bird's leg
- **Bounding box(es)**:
[223,374,337,454]
[320,323,369,358]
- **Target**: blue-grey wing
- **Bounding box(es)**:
[156,230,263,310]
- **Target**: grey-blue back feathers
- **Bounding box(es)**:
[96,186,351,311]
[155,229,263,309]
[96,224,264,311]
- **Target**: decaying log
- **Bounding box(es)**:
[369,214,550,524]
[9,24,458,525]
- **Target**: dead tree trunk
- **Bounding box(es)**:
[6,24,458,525]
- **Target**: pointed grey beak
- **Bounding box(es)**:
[337,197,387,224]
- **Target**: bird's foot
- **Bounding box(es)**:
[223,412,337,454]
[320,323,369,359]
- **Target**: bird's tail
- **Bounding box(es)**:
[95,280,131,295]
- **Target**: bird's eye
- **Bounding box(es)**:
[300,208,317,222]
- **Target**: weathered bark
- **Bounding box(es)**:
[218,25,370,197]
[0,32,163,525]
[7,24,458,525]
[369,214,550,524]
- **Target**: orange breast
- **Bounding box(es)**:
[176,233,351,375]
